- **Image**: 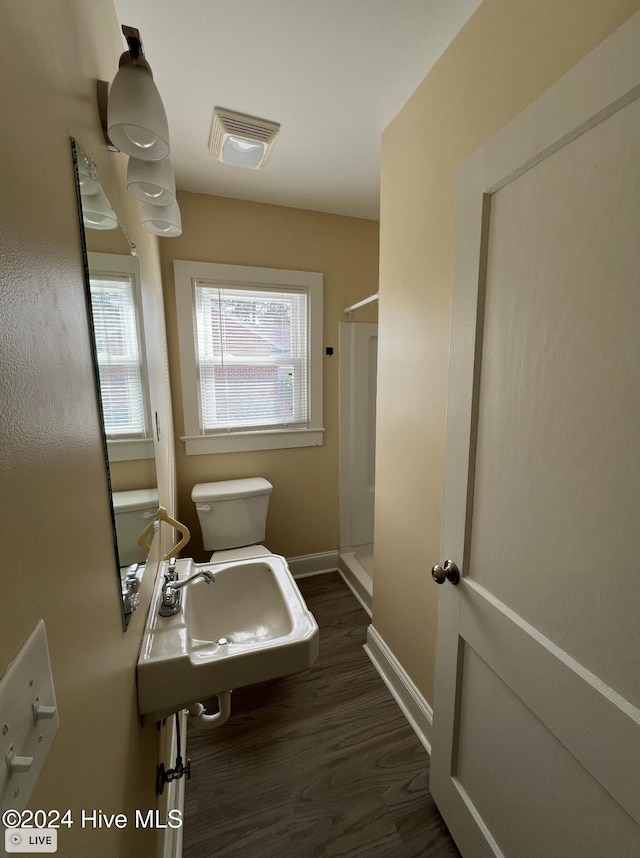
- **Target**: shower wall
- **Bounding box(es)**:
[339,322,378,554]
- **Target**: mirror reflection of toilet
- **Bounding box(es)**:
[191,478,273,563]
[113,488,159,567]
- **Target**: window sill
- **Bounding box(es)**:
[181,428,325,455]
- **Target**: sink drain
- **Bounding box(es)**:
[217,637,230,646]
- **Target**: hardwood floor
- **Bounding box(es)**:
[183,571,460,857]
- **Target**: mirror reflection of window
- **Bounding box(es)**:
[88,253,154,464]
[89,272,148,439]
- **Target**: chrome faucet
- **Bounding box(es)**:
[160,568,215,617]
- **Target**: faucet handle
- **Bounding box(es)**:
[164,557,178,584]
[161,585,179,609]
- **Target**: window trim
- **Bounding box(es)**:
[174,260,324,455]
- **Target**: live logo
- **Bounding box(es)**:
[27,835,53,845]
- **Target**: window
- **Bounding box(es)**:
[194,284,308,430]
[88,253,153,462]
[175,261,323,454]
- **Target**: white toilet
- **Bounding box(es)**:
[112,487,159,567]
[191,478,273,563]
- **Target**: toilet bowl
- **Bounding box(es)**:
[191,478,273,563]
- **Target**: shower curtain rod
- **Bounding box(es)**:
[343,292,379,315]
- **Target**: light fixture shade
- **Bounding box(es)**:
[127,156,176,206]
[107,64,170,161]
[81,189,119,230]
[76,152,99,196]
[141,200,182,237]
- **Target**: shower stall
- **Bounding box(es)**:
[338,321,378,614]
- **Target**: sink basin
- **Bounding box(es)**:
[137,555,319,721]
[187,563,293,643]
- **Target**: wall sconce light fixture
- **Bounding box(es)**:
[107,26,170,162]
[99,25,181,237]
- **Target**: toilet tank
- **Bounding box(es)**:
[112,488,159,567]
[192,478,273,551]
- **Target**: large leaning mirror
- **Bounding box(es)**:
[72,139,158,630]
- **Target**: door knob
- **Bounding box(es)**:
[431,560,460,585]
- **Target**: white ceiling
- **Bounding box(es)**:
[112,0,482,221]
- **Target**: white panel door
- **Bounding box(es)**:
[430,13,640,857]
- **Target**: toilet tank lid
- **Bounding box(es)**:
[191,478,273,503]
[112,488,159,513]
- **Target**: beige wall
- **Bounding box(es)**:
[159,191,379,561]
[374,0,640,705]
[110,457,157,493]
[0,2,173,854]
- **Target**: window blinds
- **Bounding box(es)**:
[194,282,309,432]
[89,274,148,438]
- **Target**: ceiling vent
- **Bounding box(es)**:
[209,107,280,169]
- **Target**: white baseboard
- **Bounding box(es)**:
[364,625,433,755]
[338,554,372,617]
[287,550,340,578]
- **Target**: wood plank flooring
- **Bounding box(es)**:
[183,571,460,857]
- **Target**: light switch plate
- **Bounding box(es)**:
[0,621,59,811]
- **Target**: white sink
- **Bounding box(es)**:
[137,555,319,721]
